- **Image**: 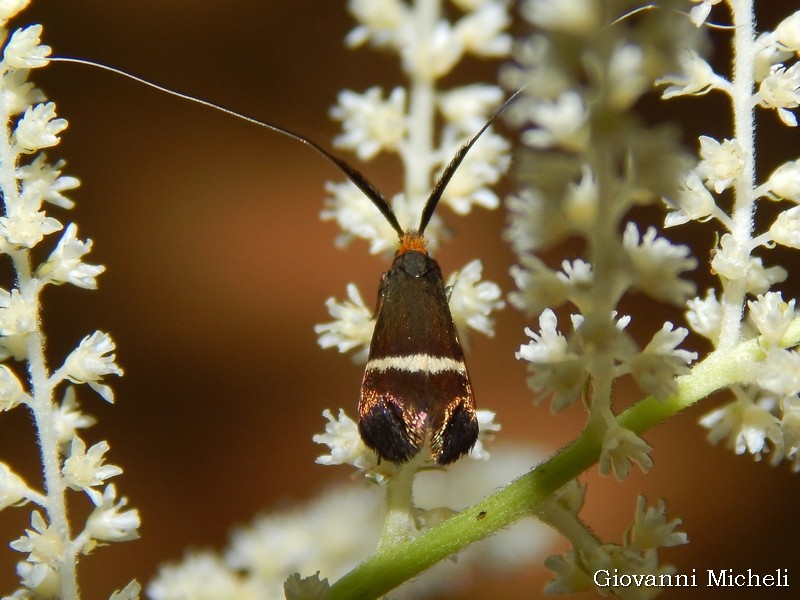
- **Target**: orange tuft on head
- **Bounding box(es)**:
[398,231,428,255]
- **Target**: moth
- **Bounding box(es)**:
[53,56,518,465]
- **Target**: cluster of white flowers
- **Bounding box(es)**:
[503,0,705,592]
[0,4,139,598]
[314,0,511,474]
[147,445,549,600]
[659,6,800,470]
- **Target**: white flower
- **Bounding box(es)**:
[60,331,123,403]
[608,43,647,109]
[695,136,745,194]
[10,511,64,564]
[62,438,123,504]
[664,170,717,227]
[321,181,399,254]
[438,84,503,131]
[37,223,105,288]
[0,287,37,360]
[54,386,97,446]
[3,24,51,69]
[14,102,67,152]
[439,129,509,215]
[15,560,60,599]
[401,19,464,80]
[0,364,28,411]
[757,349,800,399]
[769,205,800,249]
[748,292,795,345]
[345,0,409,48]
[758,63,800,126]
[622,224,696,304]
[504,187,569,254]
[562,164,598,228]
[454,2,511,57]
[508,254,568,316]
[598,421,653,480]
[469,409,501,460]
[543,549,593,594]
[688,0,722,27]
[0,0,30,24]
[765,159,800,201]
[657,50,717,98]
[522,0,600,34]
[522,91,588,151]
[446,259,505,341]
[0,462,31,510]
[147,552,262,600]
[331,87,406,161]
[1,67,46,116]
[774,10,800,52]
[686,289,722,343]
[700,396,783,459]
[314,409,372,468]
[0,189,63,249]
[109,580,142,600]
[18,155,80,210]
[623,323,696,400]
[626,497,687,552]
[314,283,374,362]
[516,309,586,411]
[84,484,140,543]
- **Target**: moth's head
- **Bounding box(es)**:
[397,230,428,257]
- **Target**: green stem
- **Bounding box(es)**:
[328,323,796,600]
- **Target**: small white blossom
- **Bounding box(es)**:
[438,84,503,132]
[10,511,64,565]
[0,192,62,249]
[446,259,504,341]
[1,67,45,116]
[0,287,37,361]
[18,155,80,210]
[14,102,67,152]
[686,289,723,343]
[769,205,800,249]
[765,159,800,201]
[664,170,717,227]
[626,497,688,551]
[622,224,696,304]
[608,44,647,109]
[508,254,568,316]
[453,2,511,57]
[0,462,31,510]
[331,87,406,161]
[622,323,696,400]
[321,181,399,254]
[516,309,586,411]
[3,25,50,69]
[599,421,653,480]
[522,0,600,35]
[700,396,783,459]
[37,223,105,288]
[84,484,140,543]
[522,91,588,151]
[688,0,722,27]
[774,10,800,53]
[0,364,28,411]
[109,580,142,600]
[54,387,97,446]
[0,0,30,24]
[314,283,374,363]
[757,349,800,399]
[543,549,593,594]
[710,232,748,281]
[758,63,800,126]
[147,552,261,600]
[345,0,408,48]
[696,136,745,194]
[470,409,501,460]
[504,188,569,254]
[439,129,509,215]
[15,560,60,599]
[562,164,598,228]
[60,331,123,403]
[657,50,717,99]
[401,19,464,80]
[62,438,123,504]
[748,292,796,345]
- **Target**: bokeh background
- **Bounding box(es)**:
[0,1,799,598]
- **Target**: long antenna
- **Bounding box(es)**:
[50,56,405,238]
[418,85,527,235]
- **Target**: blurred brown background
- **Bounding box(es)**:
[0,1,798,598]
